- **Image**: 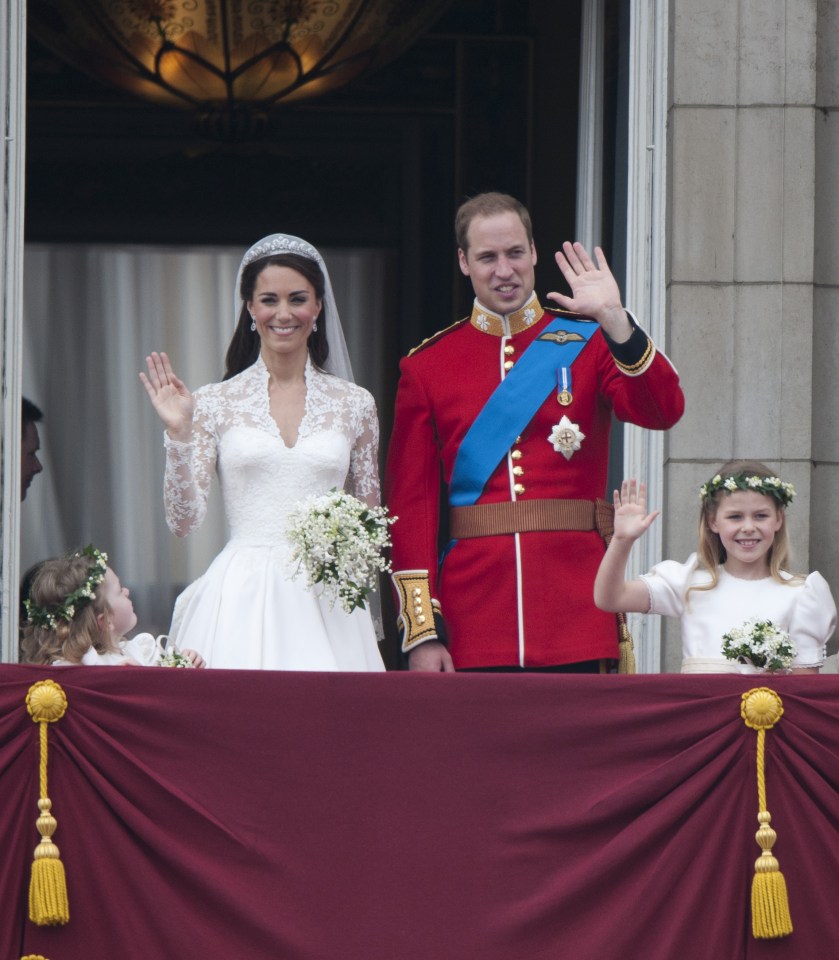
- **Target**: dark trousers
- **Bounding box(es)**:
[459,659,604,674]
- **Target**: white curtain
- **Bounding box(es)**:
[21,243,393,640]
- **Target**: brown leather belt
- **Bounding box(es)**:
[450,498,614,540]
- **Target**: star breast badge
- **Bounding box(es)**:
[548,415,585,460]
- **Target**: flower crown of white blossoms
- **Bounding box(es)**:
[699,472,795,507]
[24,545,108,631]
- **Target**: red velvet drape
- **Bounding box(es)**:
[3,665,839,959]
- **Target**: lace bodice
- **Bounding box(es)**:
[163,356,380,542]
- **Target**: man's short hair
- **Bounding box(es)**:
[455,192,534,254]
[22,397,43,427]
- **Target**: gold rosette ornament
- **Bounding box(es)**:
[25,680,70,926]
[740,687,791,939]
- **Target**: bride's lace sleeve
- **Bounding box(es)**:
[345,385,386,640]
[162,391,218,537]
[346,388,381,509]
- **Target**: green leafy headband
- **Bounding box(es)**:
[699,473,795,508]
[24,545,109,631]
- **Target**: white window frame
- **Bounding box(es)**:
[577,0,669,672]
[1,0,27,662]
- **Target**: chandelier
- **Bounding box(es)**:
[29,0,452,139]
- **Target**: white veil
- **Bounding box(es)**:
[234,233,354,382]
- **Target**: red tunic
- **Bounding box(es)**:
[384,297,684,668]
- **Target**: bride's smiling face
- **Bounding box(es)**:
[248,264,322,361]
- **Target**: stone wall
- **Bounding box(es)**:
[663,0,836,669]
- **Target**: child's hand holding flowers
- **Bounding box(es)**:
[722,619,796,673]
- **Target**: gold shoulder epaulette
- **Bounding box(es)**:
[407,317,469,357]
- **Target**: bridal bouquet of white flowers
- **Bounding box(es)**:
[721,619,796,673]
[287,490,395,614]
[158,647,194,668]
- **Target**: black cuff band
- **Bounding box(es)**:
[601,313,649,367]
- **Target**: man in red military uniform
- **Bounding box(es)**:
[385,193,684,671]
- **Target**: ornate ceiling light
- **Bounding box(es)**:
[29,0,452,139]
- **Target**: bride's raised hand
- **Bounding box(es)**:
[612,478,660,543]
[140,351,194,440]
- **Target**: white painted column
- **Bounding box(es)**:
[622,0,669,673]
[576,0,604,250]
[578,0,669,671]
[1,0,27,661]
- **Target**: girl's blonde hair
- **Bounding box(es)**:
[21,552,116,664]
[692,459,796,594]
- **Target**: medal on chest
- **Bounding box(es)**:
[557,366,573,406]
[548,415,585,461]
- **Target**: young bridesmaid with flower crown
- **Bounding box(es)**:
[594,459,837,674]
[21,546,204,668]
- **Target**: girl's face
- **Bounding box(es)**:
[99,567,137,637]
[708,490,784,578]
[247,265,321,363]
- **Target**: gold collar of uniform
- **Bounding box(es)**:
[470,292,544,336]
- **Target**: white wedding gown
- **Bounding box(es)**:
[164,355,385,671]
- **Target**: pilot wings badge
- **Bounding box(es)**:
[538,330,586,345]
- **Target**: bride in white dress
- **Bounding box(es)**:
[140,234,385,671]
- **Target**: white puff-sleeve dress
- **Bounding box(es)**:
[53,633,166,666]
[641,553,837,673]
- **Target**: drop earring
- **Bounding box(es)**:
[249,314,256,332]
[313,321,318,332]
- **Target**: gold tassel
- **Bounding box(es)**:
[617,615,636,675]
[741,687,792,939]
[25,680,69,926]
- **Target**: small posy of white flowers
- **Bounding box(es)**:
[158,648,194,668]
[287,490,396,614]
[721,619,796,673]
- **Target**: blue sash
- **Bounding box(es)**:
[449,317,596,507]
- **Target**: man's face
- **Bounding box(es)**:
[457,211,537,316]
[21,421,43,500]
